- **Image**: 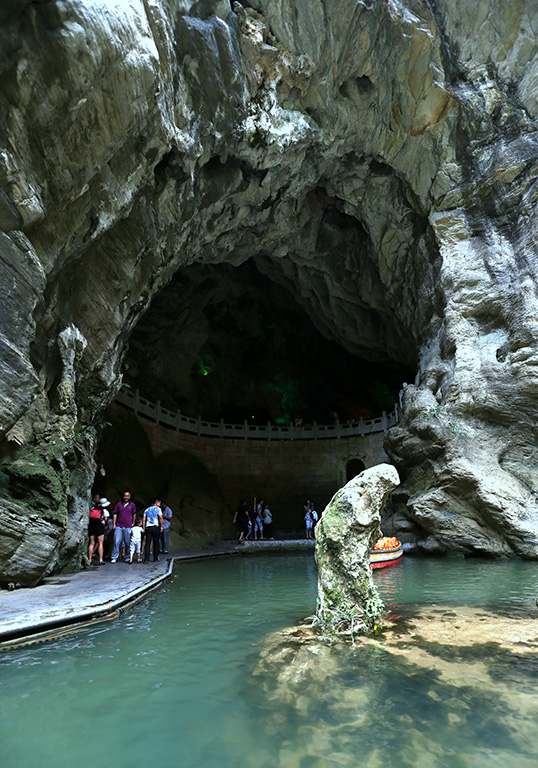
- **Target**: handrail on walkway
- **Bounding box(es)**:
[114,388,399,441]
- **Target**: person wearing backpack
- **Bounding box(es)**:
[88,496,110,566]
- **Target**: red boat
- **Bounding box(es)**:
[370,536,403,569]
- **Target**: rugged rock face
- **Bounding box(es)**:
[1,0,538,583]
[315,463,399,634]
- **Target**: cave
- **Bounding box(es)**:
[95,256,414,540]
[123,259,412,424]
[2,0,538,586]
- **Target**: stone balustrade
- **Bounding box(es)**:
[115,388,399,441]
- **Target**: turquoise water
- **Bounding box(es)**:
[1,554,538,768]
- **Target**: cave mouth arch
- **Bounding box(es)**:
[95,254,415,541]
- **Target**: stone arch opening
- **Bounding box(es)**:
[346,459,365,483]
[88,144,428,545]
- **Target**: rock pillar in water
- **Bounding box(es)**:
[315,463,400,635]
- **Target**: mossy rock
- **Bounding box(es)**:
[1,449,68,526]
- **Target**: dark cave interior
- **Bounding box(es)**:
[95,257,414,537]
[123,259,413,426]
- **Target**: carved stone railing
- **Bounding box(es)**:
[115,388,399,441]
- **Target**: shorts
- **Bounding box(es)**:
[255,520,263,532]
[306,521,313,531]
[89,519,105,537]
[130,540,141,555]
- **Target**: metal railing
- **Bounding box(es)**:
[115,388,399,441]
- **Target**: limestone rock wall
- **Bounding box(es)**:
[1,0,538,583]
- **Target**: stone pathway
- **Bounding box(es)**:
[239,539,315,552]
[0,542,238,648]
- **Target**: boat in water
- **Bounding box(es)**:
[371,536,403,569]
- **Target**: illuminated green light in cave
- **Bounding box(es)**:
[193,356,213,376]
[261,375,299,423]
[369,382,395,408]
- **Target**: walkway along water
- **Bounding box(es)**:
[0,541,314,650]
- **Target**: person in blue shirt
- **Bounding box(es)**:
[143,499,163,563]
[160,501,173,554]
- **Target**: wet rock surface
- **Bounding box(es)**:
[2,0,538,581]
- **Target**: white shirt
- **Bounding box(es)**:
[131,525,143,544]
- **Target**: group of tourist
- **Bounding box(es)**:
[233,497,321,541]
[87,491,173,566]
[233,498,274,542]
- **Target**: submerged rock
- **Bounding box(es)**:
[315,463,400,635]
[252,605,538,768]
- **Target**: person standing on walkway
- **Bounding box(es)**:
[304,501,314,540]
[233,500,249,542]
[311,506,319,538]
[129,517,144,563]
[111,490,136,563]
[143,499,163,562]
[88,496,110,566]
[262,502,273,539]
[250,499,262,541]
[160,501,173,554]
[256,498,264,540]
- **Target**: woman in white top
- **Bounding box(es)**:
[262,502,273,539]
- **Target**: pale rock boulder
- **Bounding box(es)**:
[315,464,400,635]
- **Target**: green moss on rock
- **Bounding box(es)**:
[315,463,399,638]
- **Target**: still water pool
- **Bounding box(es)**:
[1,554,538,768]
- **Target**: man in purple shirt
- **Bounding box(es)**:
[111,490,136,563]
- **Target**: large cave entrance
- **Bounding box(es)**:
[87,151,432,545]
[96,255,415,542]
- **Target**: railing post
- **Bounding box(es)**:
[382,411,387,431]
[313,421,318,440]
[197,416,201,436]
[134,388,140,414]
[156,400,161,425]
[359,416,365,436]
[243,420,248,439]
[267,421,271,441]
[175,409,181,430]
[220,419,224,438]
